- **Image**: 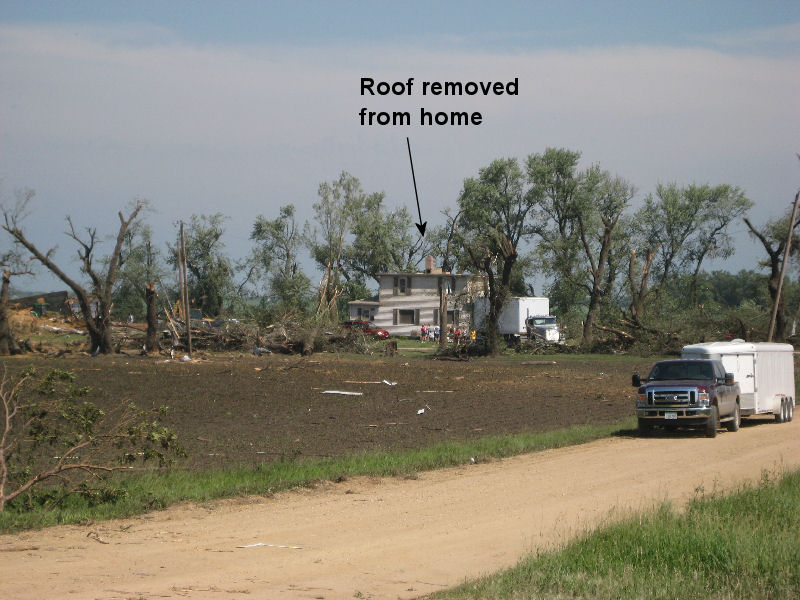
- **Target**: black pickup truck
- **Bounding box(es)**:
[632,359,741,438]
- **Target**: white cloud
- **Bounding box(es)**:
[0,24,798,289]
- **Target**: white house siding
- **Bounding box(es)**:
[354,272,484,337]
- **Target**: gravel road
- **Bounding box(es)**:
[1,416,797,599]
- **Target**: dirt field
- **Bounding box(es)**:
[1,352,652,470]
[1,352,798,599]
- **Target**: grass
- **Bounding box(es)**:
[433,468,800,600]
[0,418,635,532]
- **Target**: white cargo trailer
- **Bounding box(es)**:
[681,340,795,421]
[473,296,550,337]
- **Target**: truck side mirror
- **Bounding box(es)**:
[632,373,641,387]
[725,373,734,385]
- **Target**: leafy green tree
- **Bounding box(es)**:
[526,148,584,321]
[703,269,771,309]
[575,167,635,346]
[112,224,163,321]
[250,204,311,313]
[170,214,233,317]
[306,172,429,321]
[305,172,365,321]
[636,183,751,302]
[344,197,431,284]
[458,157,536,354]
[684,184,752,297]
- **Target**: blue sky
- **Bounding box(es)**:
[1,1,799,293]
[4,1,799,50]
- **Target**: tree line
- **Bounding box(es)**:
[1,148,798,355]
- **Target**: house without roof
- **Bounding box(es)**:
[347,257,486,337]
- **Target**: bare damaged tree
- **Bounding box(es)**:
[0,249,34,355]
[145,282,159,353]
[2,191,146,354]
[744,206,800,342]
[627,245,660,327]
[575,168,635,346]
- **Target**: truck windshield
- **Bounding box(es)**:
[528,317,555,326]
[648,362,714,381]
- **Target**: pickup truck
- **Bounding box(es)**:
[632,359,740,438]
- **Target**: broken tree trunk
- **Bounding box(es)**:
[145,283,159,354]
[0,270,22,355]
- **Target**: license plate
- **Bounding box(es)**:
[664,412,678,420]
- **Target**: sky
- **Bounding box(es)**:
[1,0,799,294]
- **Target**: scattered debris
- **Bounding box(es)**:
[86,531,110,545]
[42,324,86,335]
[417,408,425,415]
[321,390,363,396]
[253,346,271,356]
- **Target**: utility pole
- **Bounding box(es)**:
[179,221,192,357]
[438,276,452,350]
[768,191,800,342]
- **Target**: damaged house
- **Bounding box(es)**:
[348,257,486,337]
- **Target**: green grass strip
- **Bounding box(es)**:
[436,468,800,600]
[0,418,634,532]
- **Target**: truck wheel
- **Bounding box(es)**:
[725,403,740,432]
[776,398,786,423]
[789,399,794,422]
[637,418,654,437]
[706,406,719,438]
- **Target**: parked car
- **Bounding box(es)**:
[341,320,390,339]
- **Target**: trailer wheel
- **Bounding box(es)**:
[725,403,740,432]
[788,399,794,422]
[776,398,786,423]
[706,406,719,438]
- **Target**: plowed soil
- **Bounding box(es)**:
[2,352,649,469]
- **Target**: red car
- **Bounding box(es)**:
[341,320,390,339]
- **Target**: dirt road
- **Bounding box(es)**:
[2,417,798,600]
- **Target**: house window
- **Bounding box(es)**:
[393,309,418,325]
[433,309,459,325]
[393,276,412,295]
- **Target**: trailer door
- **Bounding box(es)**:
[720,353,755,411]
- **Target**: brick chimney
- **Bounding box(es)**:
[425,256,434,273]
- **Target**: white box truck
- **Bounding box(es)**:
[473,296,559,340]
[681,340,795,422]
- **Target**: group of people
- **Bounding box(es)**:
[419,324,474,344]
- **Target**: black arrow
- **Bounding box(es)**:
[406,137,427,237]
